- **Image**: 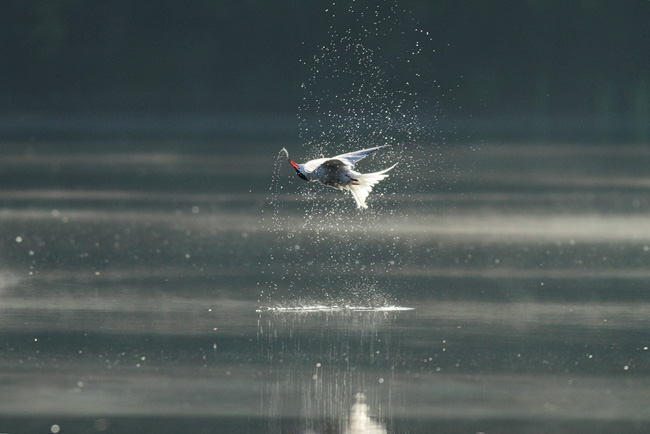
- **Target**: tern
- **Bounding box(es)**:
[281,145,397,209]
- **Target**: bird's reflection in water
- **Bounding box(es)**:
[345,393,387,434]
[258,308,402,433]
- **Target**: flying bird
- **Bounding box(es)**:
[281,145,397,209]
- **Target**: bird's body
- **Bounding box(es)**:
[282,145,396,209]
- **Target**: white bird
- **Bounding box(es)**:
[282,146,397,209]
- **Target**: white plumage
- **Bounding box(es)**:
[282,146,396,209]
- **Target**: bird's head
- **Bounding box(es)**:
[281,147,308,181]
[288,159,308,181]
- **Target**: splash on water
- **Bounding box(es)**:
[297,1,450,195]
[257,305,413,314]
[258,300,404,434]
[259,0,452,315]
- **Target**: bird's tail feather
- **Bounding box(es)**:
[349,163,397,209]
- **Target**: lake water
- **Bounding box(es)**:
[1,140,649,433]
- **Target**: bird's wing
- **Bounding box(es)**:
[304,158,347,173]
[303,157,332,173]
[330,145,390,168]
[320,159,347,169]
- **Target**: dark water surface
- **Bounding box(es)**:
[1,141,649,433]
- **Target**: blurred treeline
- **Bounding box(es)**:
[1,0,649,123]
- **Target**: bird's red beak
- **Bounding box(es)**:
[289,159,300,170]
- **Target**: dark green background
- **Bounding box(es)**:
[1,0,649,139]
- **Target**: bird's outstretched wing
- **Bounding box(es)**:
[330,145,390,168]
[303,157,330,174]
[303,158,346,174]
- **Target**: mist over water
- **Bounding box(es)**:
[2,2,650,434]
[2,141,650,433]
